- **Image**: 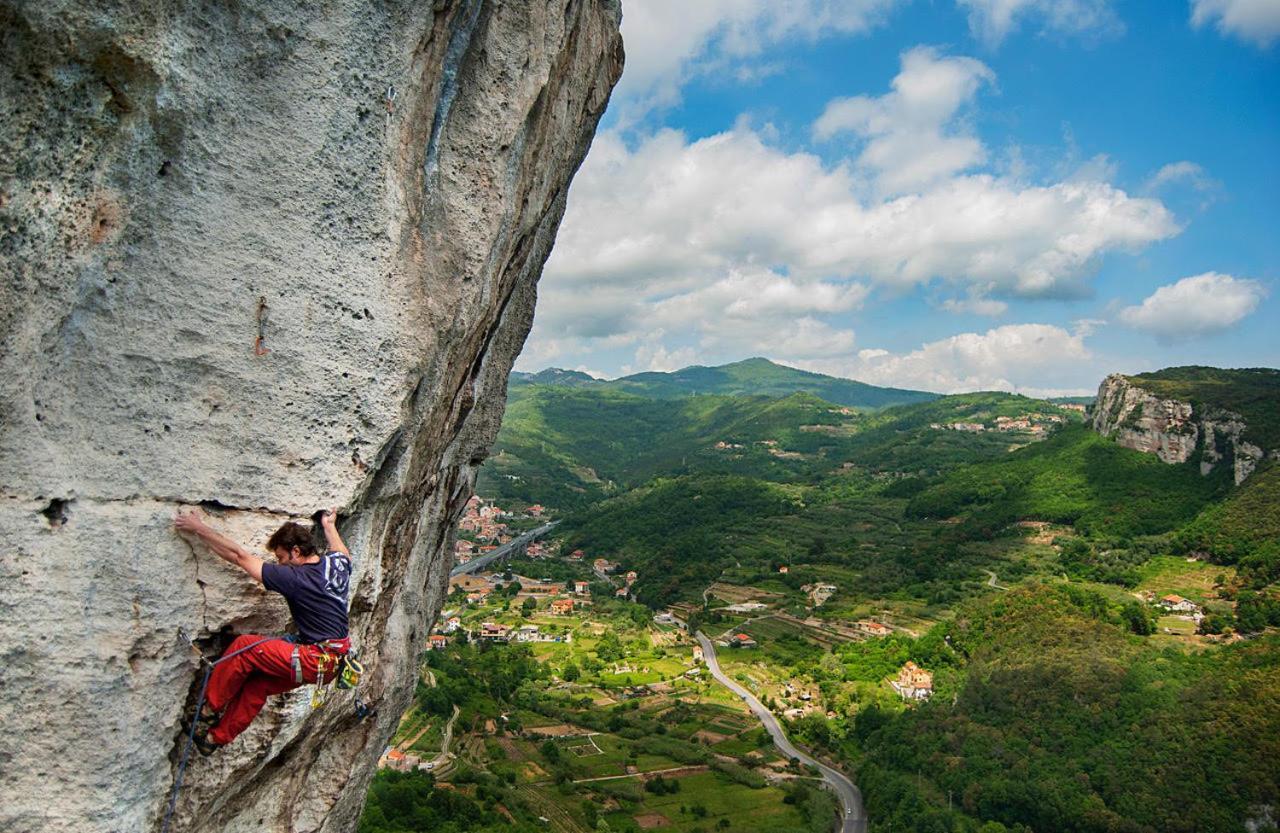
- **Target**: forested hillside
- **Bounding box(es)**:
[850,586,1280,833]
[602,358,937,408]
[480,386,1074,509]
[472,364,1279,833]
[509,358,937,404]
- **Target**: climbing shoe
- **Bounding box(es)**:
[181,706,219,737]
[193,733,224,757]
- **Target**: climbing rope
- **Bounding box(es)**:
[160,634,277,833]
[160,633,370,833]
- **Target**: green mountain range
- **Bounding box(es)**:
[511,357,938,409]
[480,386,1078,509]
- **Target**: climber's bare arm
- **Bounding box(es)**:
[174,509,265,583]
[320,507,350,556]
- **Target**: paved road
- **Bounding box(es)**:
[450,521,558,577]
[696,632,867,833]
[426,704,461,769]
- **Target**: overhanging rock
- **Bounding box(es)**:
[0,1,622,830]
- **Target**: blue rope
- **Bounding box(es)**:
[160,636,277,833]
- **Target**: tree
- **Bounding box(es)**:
[521,597,537,617]
[563,661,581,682]
[596,630,624,663]
[1121,601,1154,635]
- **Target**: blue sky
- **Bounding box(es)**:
[517,0,1279,396]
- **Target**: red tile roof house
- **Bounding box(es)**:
[478,623,511,642]
[427,634,449,650]
[1159,594,1200,613]
[856,620,892,637]
[730,633,757,648]
[550,598,576,615]
[890,662,933,700]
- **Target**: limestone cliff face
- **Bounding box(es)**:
[0,2,622,832]
[1090,374,1270,484]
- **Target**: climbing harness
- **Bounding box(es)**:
[161,632,371,833]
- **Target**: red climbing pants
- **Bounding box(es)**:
[204,634,346,745]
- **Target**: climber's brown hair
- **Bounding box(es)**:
[266,521,317,556]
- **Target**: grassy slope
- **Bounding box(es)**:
[906,423,1231,538]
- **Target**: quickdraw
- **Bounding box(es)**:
[311,652,338,709]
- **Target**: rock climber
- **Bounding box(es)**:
[173,506,353,755]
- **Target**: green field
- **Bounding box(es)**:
[602,772,813,833]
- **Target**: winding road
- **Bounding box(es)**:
[425,704,461,770]
[696,632,867,833]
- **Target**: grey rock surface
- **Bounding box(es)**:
[0,1,622,831]
[1090,374,1272,484]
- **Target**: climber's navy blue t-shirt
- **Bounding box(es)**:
[261,551,352,643]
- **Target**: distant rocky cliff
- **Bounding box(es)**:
[0,2,621,832]
[1091,373,1272,484]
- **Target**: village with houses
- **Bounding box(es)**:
[368,459,1261,833]
[418,497,1236,748]
[384,499,967,794]
[929,407,1078,436]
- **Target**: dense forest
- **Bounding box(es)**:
[849,587,1280,833]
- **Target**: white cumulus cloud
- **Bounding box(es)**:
[524,46,1181,379]
[1118,272,1268,339]
[957,0,1122,46]
[814,47,995,194]
[796,323,1097,396]
[615,0,903,119]
[1191,0,1280,47]
[544,123,1175,298]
